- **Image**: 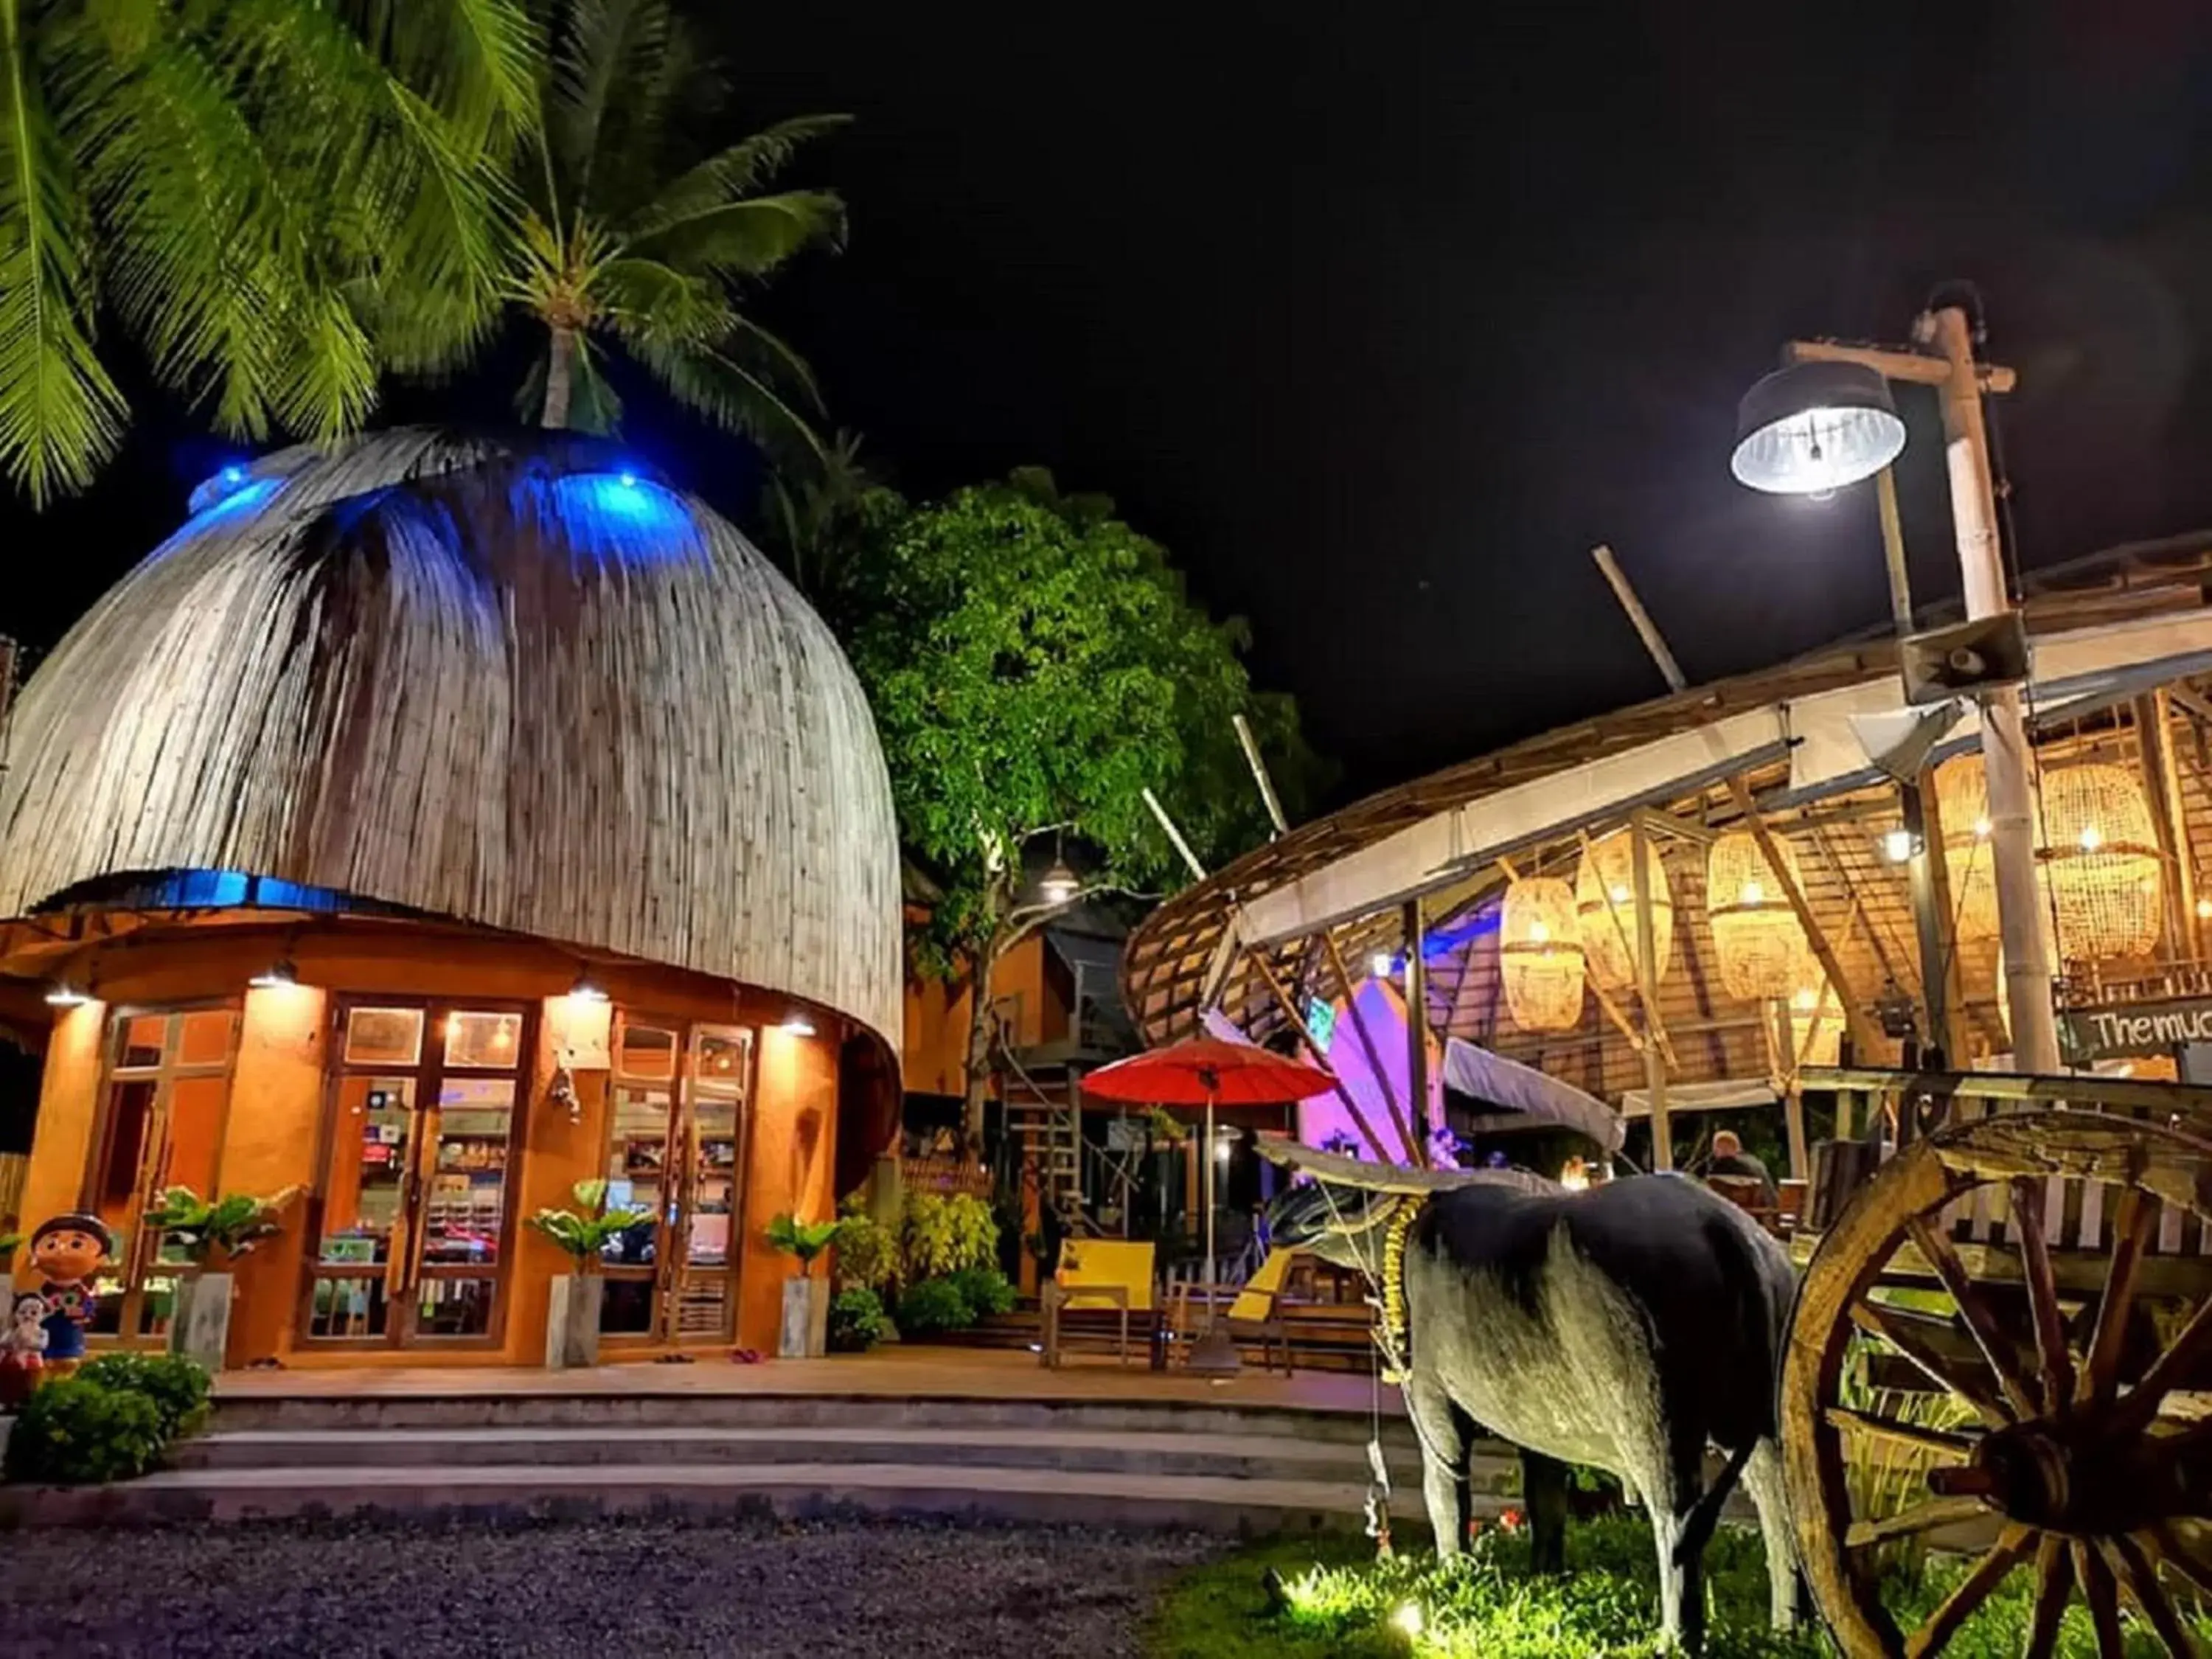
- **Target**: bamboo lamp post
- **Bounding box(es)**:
[1731,302,2060,1073]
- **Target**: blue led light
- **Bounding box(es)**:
[619,471,638,487]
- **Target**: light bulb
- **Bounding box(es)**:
[1792,987,1819,1012]
[1392,1603,1425,1637]
[1880,828,1916,864]
[2195,897,2211,921]
[2079,825,2104,852]
[1528,919,1549,944]
[1608,883,1630,905]
[1370,952,1394,979]
[1740,878,1764,905]
[1973,815,1992,839]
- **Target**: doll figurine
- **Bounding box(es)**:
[25,1212,112,1380]
[0,1290,49,1409]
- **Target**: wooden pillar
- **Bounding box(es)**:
[1630,815,1672,1171]
[1320,931,1424,1164]
[1404,897,1430,1149]
[2140,691,2200,961]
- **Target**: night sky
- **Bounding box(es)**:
[10,2,2212,806]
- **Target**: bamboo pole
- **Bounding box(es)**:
[1405,897,1430,1152]
[2140,692,2199,960]
[1630,814,1672,1170]
[1320,929,1426,1165]
[1232,714,1290,838]
[1728,777,1885,1060]
[1242,945,1397,1164]
[1143,787,1209,882]
[1591,546,1687,692]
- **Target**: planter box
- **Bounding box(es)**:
[169,1273,232,1371]
[545,1273,604,1368]
[779,1276,828,1359]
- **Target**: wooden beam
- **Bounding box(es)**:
[1635,807,1718,846]
[1405,897,1430,1154]
[1320,929,1427,1165]
[1630,814,1672,1171]
[2167,684,2212,734]
[1784,337,2017,394]
[1913,765,1971,1064]
[1728,776,1886,1060]
[1242,946,1397,1164]
[2143,691,2201,959]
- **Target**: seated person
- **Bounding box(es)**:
[1705,1128,1778,1207]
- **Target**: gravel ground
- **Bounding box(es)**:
[0,1514,1226,1658]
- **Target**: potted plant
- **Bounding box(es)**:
[765,1212,843,1358]
[526,1180,651,1368]
[138,1186,301,1370]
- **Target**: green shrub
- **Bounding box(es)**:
[896,1276,975,1335]
[902,1192,998,1279]
[3,1379,167,1484]
[832,1196,899,1291]
[947,1265,1016,1318]
[75,1352,213,1438]
[827,1287,891,1352]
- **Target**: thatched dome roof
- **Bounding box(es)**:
[0,428,902,1050]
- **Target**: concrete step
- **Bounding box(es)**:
[207,1391,1416,1441]
[171,1423,1487,1486]
[2,1460,1515,1534]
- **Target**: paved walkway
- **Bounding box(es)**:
[217,1343,1404,1415]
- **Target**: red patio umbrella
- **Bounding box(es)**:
[1085,1039,1338,1310]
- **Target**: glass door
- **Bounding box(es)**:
[598,1019,679,1343]
[596,1017,752,1344]
[83,1007,239,1346]
[303,1003,529,1348]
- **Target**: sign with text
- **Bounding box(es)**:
[2061,996,2212,1060]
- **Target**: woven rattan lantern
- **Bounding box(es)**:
[1707,830,1808,1001]
[1573,832,1672,992]
[2039,762,2162,961]
[1500,877,1585,1032]
[1934,759,1999,942]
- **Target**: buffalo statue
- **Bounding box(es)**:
[1267,1158,1801,1654]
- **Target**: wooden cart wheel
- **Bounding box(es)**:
[1781,1113,2212,1658]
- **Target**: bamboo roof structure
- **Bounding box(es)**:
[1125,534,2212,1104]
[0,428,902,1051]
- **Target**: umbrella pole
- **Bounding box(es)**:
[1203,1093,1217,1329]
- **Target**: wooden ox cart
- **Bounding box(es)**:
[1783,1066,2212,1657]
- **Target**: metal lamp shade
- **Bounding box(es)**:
[1730,361,1906,495]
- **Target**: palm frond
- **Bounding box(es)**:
[545,0,665,212]
[625,189,846,278]
[0,3,125,501]
[709,307,824,414]
[593,254,729,345]
[625,327,826,465]
[349,0,541,147]
[626,112,849,240]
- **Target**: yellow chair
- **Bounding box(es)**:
[1169,1245,1298,1376]
[1042,1239,1155,1368]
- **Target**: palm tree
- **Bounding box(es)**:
[0,0,538,504]
[512,0,845,456]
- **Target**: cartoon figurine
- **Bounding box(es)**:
[25,1212,111,1380]
[0,1290,49,1409]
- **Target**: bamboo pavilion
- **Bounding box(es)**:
[0,429,902,1365]
[1123,536,2212,1177]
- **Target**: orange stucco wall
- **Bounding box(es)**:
[10,999,106,1270]
[6,918,874,1367]
[737,1026,839,1349]
[900,934,1064,1096]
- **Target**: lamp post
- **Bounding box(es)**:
[1731,303,2059,1074]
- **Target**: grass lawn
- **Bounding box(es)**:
[1147,1514,2212,1658]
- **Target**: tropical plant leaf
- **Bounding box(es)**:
[0,1,127,501]
[626,112,849,239]
[624,327,824,462]
[625,189,845,278]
